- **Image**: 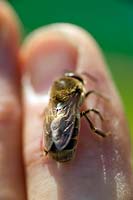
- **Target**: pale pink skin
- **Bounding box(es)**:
[0,2,132,200]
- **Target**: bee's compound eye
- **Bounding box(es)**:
[64,72,84,84]
[65,72,74,77]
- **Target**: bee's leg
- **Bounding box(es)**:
[85,90,109,101]
[43,148,49,156]
[80,108,104,121]
[81,112,106,137]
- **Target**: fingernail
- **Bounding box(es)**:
[21,31,77,93]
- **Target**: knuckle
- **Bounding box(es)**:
[0,98,21,123]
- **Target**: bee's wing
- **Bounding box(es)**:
[44,94,79,151]
[50,99,77,151]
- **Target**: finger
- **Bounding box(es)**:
[0,2,26,199]
[21,24,133,200]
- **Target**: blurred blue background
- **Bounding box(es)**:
[10,0,133,158]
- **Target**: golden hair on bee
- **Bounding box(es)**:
[43,72,108,162]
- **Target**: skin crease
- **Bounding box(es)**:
[0,1,132,200]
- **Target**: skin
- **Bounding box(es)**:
[0,1,132,200]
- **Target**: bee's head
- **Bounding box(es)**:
[64,72,84,84]
[51,72,84,102]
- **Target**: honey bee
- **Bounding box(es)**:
[43,72,107,162]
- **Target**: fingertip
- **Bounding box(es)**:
[20,28,77,93]
[0,1,21,47]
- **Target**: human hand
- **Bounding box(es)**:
[0,2,132,200]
